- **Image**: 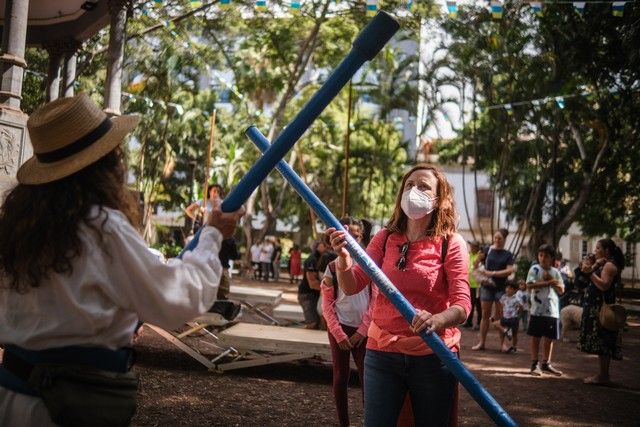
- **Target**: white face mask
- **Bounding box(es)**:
[400,187,437,220]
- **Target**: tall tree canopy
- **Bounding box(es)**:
[438,2,639,255]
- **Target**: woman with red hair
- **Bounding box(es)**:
[327,164,471,426]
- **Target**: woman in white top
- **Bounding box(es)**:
[321,217,370,427]
[0,93,242,426]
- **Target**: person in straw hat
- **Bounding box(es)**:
[0,93,244,426]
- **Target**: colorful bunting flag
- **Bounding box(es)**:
[573,2,586,15]
[127,74,147,93]
[163,20,176,30]
[190,0,202,7]
[291,1,301,14]
[220,0,231,8]
[530,1,543,16]
[555,97,565,109]
[491,1,503,19]
[531,99,541,107]
[612,1,625,16]
[504,103,513,115]
[407,0,415,11]
[256,0,267,11]
[153,0,163,7]
[446,1,458,18]
[366,0,378,17]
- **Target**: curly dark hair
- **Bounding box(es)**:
[0,147,139,293]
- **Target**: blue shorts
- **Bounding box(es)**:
[527,315,559,340]
[480,286,504,302]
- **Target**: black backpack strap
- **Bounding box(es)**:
[328,261,338,300]
[441,236,449,285]
[441,237,448,262]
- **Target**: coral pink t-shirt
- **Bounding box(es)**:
[351,230,471,355]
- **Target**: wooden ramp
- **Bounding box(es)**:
[215,323,330,371]
[146,322,331,373]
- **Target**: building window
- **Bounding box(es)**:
[581,240,589,259]
[626,241,636,267]
[476,189,494,219]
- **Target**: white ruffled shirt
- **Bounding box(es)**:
[1,206,224,426]
[0,206,222,350]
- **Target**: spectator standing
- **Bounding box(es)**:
[259,238,274,282]
[492,281,522,353]
[560,254,594,341]
[288,244,302,283]
[250,240,263,280]
[298,241,328,329]
[271,238,282,282]
[473,229,515,351]
[578,239,625,385]
[526,244,564,376]
[516,279,530,330]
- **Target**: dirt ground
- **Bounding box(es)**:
[132,278,640,427]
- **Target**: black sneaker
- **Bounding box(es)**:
[541,362,563,376]
[530,362,542,376]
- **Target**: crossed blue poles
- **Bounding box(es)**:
[246,127,517,427]
[180,10,516,426]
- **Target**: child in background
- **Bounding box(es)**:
[526,244,565,376]
[492,281,522,354]
[516,279,530,330]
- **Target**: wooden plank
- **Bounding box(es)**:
[229,285,282,305]
[216,353,309,371]
[218,323,330,358]
[145,323,215,369]
[273,303,305,322]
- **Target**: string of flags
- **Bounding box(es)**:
[146,0,417,17]
[478,86,633,115]
[444,0,634,19]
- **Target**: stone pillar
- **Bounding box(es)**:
[0,0,29,110]
[63,50,78,97]
[104,0,129,116]
[45,46,63,102]
[0,0,30,195]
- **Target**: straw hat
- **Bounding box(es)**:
[17,93,140,184]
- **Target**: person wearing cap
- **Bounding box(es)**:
[0,93,244,426]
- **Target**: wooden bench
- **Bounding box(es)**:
[228,285,282,324]
[273,303,305,324]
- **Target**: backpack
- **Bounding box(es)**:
[327,229,449,299]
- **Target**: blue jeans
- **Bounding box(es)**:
[364,349,456,426]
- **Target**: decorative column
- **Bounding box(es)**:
[104,0,129,116]
[63,40,80,97]
[0,0,29,109]
[0,0,30,195]
[44,43,64,101]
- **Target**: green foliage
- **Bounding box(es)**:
[438,2,640,250]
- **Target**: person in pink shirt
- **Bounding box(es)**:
[326,164,471,426]
[322,216,371,427]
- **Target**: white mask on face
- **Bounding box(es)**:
[400,187,437,220]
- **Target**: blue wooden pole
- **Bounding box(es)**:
[180,11,399,255]
[219,11,399,213]
[246,125,518,427]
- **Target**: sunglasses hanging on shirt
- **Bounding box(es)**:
[396,241,410,271]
